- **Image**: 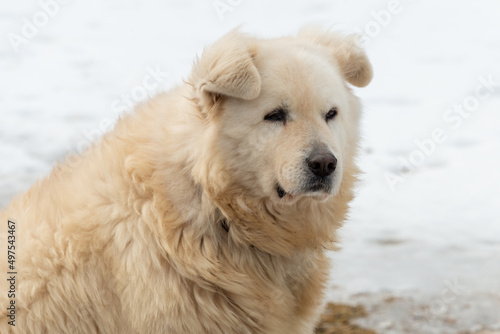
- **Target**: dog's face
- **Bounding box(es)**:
[192,29,372,205]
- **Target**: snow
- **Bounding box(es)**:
[1,0,499,332]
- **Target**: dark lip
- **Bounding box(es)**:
[276,184,287,198]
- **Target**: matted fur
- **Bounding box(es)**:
[0,28,372,333]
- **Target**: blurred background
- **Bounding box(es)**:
[1,0,499,332]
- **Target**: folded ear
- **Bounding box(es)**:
[298,28,373,87]
[191,29,261,102]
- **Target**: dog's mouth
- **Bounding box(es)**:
[276,180,332,200]
[306,181,331,193]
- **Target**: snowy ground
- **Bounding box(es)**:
[1,0,499,332]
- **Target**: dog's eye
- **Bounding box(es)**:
[264,108,287,123]
[325,107,338,121]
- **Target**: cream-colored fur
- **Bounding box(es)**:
[0,28,372,333]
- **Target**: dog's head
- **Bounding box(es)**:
[191,28,372,207]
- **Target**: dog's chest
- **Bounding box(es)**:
[229,250,327,333]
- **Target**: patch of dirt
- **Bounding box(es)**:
[315,303,377,334]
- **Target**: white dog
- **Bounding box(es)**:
[0,27,372,333]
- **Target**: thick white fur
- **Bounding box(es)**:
[0,28,372,333]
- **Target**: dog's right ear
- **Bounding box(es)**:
[298,27,373,88]
[190,29,261,108]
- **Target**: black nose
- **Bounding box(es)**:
[307,153,337,177]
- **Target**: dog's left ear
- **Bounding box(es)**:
[191,29,261,103]
[299,28,373,87]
